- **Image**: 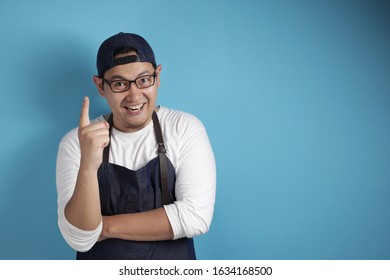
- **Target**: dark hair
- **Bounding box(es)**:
[113,46,156,70]
[114,46,138,56]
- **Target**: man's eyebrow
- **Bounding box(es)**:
[108,70,153,81]
[135,70,154,77]
[109,75,126,80]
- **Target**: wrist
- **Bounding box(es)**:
[101,216,114,239]
[79,161,100,174]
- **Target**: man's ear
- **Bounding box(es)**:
[155,64,162,87]
[92,75,106,97]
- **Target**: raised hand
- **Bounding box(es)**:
[78,96,110,171]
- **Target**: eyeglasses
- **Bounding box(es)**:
[103,72,156,93]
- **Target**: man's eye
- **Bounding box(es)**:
[139,77,150,84]
[113,81,127,87]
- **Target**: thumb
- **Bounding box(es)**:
[79,96,90,128]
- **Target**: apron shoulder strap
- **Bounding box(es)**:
[152,111,171,205]
[102,114,114,163]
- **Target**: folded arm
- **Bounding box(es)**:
[99,208,173,241]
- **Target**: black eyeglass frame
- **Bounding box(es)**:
[102,72,157,92]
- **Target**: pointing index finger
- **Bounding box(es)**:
[79,96,90,128]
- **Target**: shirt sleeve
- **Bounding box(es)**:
[56,128,102,252]
[163,115,216,239]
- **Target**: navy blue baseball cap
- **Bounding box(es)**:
[96,32,156,77]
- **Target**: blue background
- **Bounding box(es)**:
[0,0,389,259]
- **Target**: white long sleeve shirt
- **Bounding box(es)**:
[56,107,216,252]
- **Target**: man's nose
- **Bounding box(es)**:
[124,83,142,97]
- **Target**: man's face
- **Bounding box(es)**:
[94,53,161,133]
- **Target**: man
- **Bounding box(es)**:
[56,32,216,259]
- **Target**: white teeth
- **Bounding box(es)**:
[125,104,143,111]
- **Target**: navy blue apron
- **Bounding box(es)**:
[77,112,195,260]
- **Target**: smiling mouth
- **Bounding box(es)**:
[124,104,144,112]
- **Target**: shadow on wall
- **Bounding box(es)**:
[0,32,107,259]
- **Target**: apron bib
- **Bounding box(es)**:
[77,112,195,260]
